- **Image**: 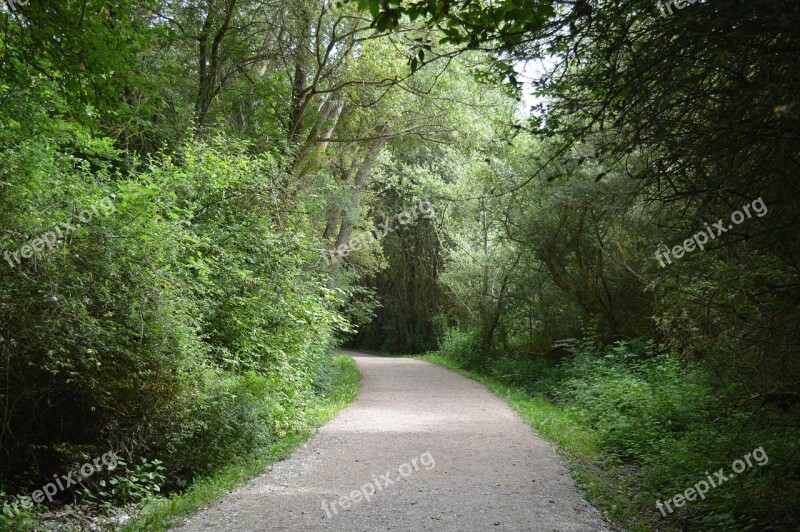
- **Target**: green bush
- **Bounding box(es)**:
[86,457,166,504]
[0,115,206,482]
[436,328,485,370]
[155,370,275,484]
[0,92,346,508]
[556,341,800,529]
[429,332,800,529]
[557,341,713,463]
[486,355,553,394]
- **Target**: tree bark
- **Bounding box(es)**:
[333,124,391,250]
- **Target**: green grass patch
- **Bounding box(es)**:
[416,354,596,454]
[121,355,361,532]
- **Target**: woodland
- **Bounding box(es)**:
[0,0,798,529]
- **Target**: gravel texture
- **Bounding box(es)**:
[172,351,611,531]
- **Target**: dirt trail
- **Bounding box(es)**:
[173,352,610,531]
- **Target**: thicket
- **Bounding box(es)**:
[0,82,346,518]
[432,332,800,529]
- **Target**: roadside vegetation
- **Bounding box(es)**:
[1,356,360,531]
[1,0,797,530]
[121,356,360,532]
[418,335,798,531]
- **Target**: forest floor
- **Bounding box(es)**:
[171,351,611,531]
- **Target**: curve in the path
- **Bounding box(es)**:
[173,352,610,531]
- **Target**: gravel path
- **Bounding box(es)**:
[173,351,611,531]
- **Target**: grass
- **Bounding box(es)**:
[415,353,676,532]
[121,355,361,532]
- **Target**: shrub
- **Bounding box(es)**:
[556,341,713,462]
[0,102,344,505]
[486,355,553,394]
[437,328,485,370]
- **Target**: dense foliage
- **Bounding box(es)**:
[1,0,798,529]
[349,0,800,529]
[0,81,345,513]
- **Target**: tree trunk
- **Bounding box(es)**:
[333,124,391,250]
